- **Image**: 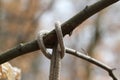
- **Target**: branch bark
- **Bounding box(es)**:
[0,0,119,64]
[66,48,117,80]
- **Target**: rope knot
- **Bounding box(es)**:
[37,21,65,59]
[37,21,65,80]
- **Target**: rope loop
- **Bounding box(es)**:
[37,21,65,80]
[37,21,65,59]
[49,21,64,80]
[37,30,51,59]
[55,21,65,59]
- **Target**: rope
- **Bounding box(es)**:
[55,21,65,59]
[49,21,65,80]
[37,30,51,59]
[37,21,65,80]
[49,44,61,80]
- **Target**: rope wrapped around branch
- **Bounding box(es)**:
[37,21,65,80]
[37,22,117,80]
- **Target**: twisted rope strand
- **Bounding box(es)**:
[49,44,61,80]
[37,30,51,59]
[49,21,65,80]
[55,21,65,59]
[37,21,65,80]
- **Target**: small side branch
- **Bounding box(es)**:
[66,48,117,80]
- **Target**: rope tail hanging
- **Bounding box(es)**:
[37,21,65,80]
[36,21,118,80]
[49,21,65,80]
[49,44,61,80]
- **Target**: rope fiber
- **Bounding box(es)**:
[37,21,65,80]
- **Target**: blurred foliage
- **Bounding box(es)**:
[0,0,39,50]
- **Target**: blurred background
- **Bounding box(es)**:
[0,0,120,80]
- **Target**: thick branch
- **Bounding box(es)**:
[0,0,119,64]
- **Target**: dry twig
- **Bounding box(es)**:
[66,48,117,80]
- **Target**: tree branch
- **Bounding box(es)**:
[66,48,117,80]
[0,0,119,64]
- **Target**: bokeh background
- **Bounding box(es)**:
[0,0,120,80]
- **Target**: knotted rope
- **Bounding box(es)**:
[37,21,65,80]
[37,30,51,59]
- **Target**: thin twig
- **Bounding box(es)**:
[66,47,117,80]
[0,0,119,64]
